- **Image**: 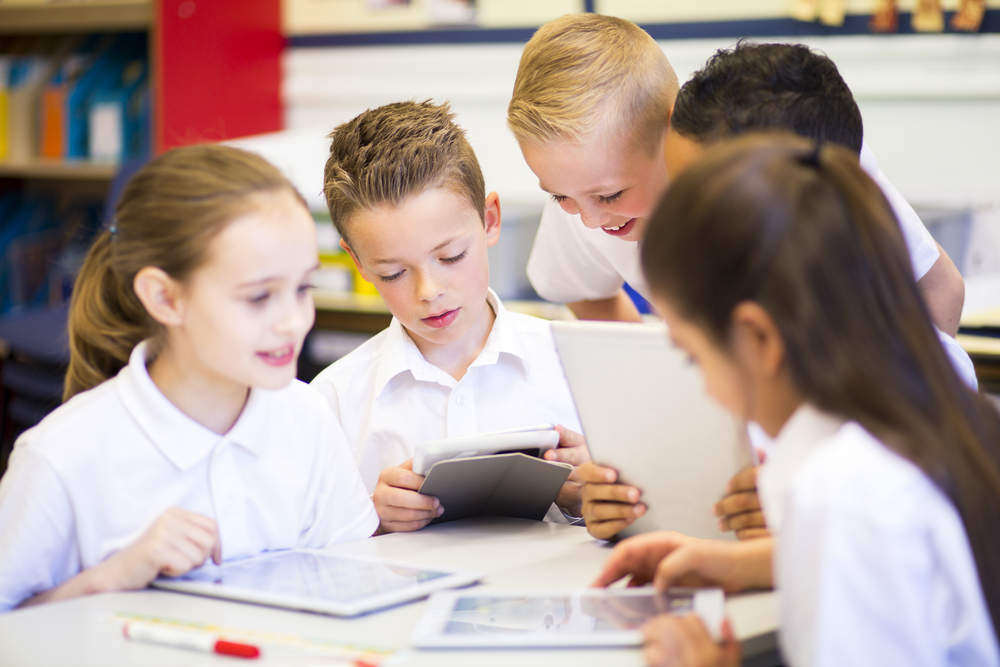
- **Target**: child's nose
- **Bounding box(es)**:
[416,270,446,301]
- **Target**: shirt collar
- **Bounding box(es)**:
[373,289,530,397]
[756,403,846,532]
[116,341,270,471]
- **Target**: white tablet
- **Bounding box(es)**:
[151,549,485,617]
[552,321,756,540]
[412,587,725,648]
[413,424,559,475]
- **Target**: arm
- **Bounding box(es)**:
[916,243,964,337]
[568,289,643,322]
[593,531,774,593]
[20,508,220,608]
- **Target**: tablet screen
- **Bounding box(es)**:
[169,551,452,604]
[438,589,695,636]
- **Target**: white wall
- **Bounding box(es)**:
[267,34,1000,276]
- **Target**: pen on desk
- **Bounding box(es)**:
[123,621,260,659]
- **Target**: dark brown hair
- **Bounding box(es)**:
[642,133,1000,636]
[323,100,485,245]
[65,144,304,400]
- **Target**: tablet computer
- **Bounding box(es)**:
[552,321,756,540]
[411,587,724,648]
[413,424,559,475]
[151,549,485,617]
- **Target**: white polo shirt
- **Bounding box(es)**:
[526,140,940,304]
[757,404,999,667]
[310,290,583,493]
[0,341,378,612]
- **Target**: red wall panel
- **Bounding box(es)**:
[156,0,283,152]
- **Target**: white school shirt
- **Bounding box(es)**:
[525,140,939,305]
[756,404,999,667]
[310,290,583,493]
[0,341,378,612]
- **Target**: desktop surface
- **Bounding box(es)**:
[0,517,777,666]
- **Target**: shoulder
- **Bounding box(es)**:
[310,329,389,390]
[15,378,122,457]
[791,423,947,525]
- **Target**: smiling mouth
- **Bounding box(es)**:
[602,218,636,237]
[423,308,460,329]
[257,346,295,367]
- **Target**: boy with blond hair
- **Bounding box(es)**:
[311,101,588,534]
[508,14,964,336]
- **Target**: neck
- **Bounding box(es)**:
[409,299,497,382]
[757,376,804,438]
[147,341,250,435]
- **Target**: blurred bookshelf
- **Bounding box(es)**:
[0,1,151,34]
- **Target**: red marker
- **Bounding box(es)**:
[123,621,260,659]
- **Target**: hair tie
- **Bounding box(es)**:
[109,220,118,240]
[800,141,823,168]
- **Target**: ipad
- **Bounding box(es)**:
[412,587,724,648]
[552,321,756,540]
[413,424,559,475]
[151,549,485,617]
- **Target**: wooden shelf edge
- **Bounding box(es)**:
[0,159,117,180]
[0,0,151,34]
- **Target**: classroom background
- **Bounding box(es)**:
[0,0,999,473]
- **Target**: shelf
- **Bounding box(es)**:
[0,0,151,34]
[0,159,117,180]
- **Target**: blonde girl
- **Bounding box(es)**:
[0,145,377,611]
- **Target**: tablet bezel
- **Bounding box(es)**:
[151,549,486,617]
[411,587,725,648]
[412,425,559,476]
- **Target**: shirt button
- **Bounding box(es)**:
[456,396,466,407]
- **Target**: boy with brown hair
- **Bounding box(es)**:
[311,100,588,534]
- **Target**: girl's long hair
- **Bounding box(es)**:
[65,144,303,401]
[641,133,1000,637]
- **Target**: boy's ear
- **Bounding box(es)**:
[133,267,186,328]
[340,238,372,283]
[484,191,502,248]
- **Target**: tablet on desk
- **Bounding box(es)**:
[151,550,485,617]
[412,587,724,648]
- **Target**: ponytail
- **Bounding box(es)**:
[64,232,153,401]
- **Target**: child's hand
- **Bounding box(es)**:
[578,461,645,540]
[544,425,591,516]
[643,615,741,667]
[593,531,773,593]
[373,459,444,534]
[103,507,221,590]
[713,466,770,540]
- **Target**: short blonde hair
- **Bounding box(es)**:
[507,14,679,155]
[323,101,485,245]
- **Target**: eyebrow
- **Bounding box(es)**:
[371,237,459,266]
[235,262,320,288]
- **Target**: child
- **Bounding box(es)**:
[594,134,1000,666]
[310,101,588,534]
[0,145,379,611]
[508,16,964,336]
[522,37,976,540]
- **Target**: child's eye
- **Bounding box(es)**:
[379,270,404,283]
[248,292,270,305]
[550,194,568,204]
[598,191,625,204]
[441,250,467,265]
[297,283,315,296]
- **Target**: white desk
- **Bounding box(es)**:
[0,517,777,666]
